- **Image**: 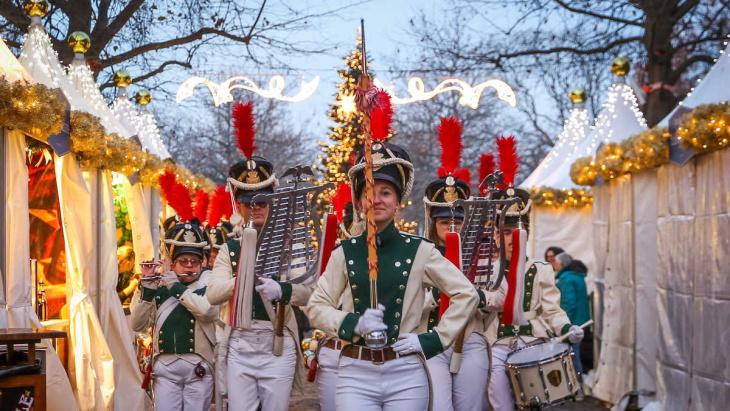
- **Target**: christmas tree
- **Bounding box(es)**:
[315,34,367,205]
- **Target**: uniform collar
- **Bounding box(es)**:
[375,221,399,246]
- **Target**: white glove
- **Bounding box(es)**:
[141,275,159,290]
[392,333,423,355]
[256,277,283,301]
[160,271,179,289]
[354,304,387,336]
[568,325,584,343]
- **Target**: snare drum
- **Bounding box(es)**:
[505,342,580,409]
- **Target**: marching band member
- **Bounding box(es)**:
[421,117,506,411]
[485,138,584,411]
[306,140,479,410]
[205,186,234,269]
[206,102,312,411]
[311,183,353,411]
[131,171,218,411]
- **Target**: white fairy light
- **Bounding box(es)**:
[521,104,590,189]
[373,77,517,109]
[67,55,132,137]
[176,75,320,106]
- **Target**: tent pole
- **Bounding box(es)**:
[630,176,638,393]
[0,130,7,306]
[96,168,102,314]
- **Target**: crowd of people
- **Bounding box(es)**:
[123,105,592,411]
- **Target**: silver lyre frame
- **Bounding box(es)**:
[252,166,333,285]
[452,195,520,292]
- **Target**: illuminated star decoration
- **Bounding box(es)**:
[373,77,517,109]
[334,93,357,118]
[176,75,320,106]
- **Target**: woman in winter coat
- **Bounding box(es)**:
[554,253,591,375]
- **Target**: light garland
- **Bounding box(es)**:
[0,76,64,136]
[570,157,597,186]
[530,186,593,208]
[677,102,730,153]
[176,75,320,106]
[395,219,418,234]
[373,77,516,109]
[570,127,670,185]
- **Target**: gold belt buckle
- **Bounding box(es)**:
[371,348,385,365]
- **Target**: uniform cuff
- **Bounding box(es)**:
[561,324,572,336]
[337,313,361,342]
[170,283,188,299]
[278,282,292,305]
[141,287,157,301]
[418,332,444,359]
[476,289,487,309]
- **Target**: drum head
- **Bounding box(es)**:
[506,342,569,365]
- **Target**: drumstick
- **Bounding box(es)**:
[553,320,593,343]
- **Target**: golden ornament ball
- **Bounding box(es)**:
[135,89,152,105]
[569,87,587,104]
[611,57,631,76]
[113,70,133,88]
[24,0,49,18]
[68,31,91,54]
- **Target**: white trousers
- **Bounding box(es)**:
[153,358,213,411]
[427,334,490,411]
[225,327,297,411]
[489,340,536,411]
[336,353,429,411]
[317,345,340,411]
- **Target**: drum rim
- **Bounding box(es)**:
[505,342,571,367]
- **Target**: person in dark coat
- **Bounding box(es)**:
[554,253,591,375]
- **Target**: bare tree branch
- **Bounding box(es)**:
[244,0,267,43]
[99,60,192,90]
[497,36,642,60]
[554,0,644,26]
[668,54,715,83]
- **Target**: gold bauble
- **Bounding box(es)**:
[68,31,91,54]
[611,57,631,76]
[135,89,152,105]
[113,70,133,88]
[24,0,49,17]
[569,87,587,104]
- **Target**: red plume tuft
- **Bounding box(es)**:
[452,169,471,186]
[194,190,209,223]
[233,101,257,158]
[331,182,352,222]
[437,117,463,176]
[158,169,194,222]
[496,136,519,188]
[479,153,496,194]
[370,89,394,142]
[207,186,232,227]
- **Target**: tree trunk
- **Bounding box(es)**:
[642,6,681,127]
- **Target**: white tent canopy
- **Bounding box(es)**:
[542,78,648,189]
[659,40,730,126]
[19,19,117,410]
[522,103,591,189]
[1,35,79,411]
[66,53,150,411]
[112,89,171,159]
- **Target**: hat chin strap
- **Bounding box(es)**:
[226,174,279,191]
[164,239,209,248]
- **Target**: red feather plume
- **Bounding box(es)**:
[158,169,194,223]
[331,182,352,222]
[369,89,394,142]
[194,190,209,223]
[496,136,520,188]
[207,186,232,227]
[437,117,463,176]
[233,101,257,158]
[479,153,496,195]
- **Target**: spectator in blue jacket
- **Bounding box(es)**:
[554,253,590,376]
